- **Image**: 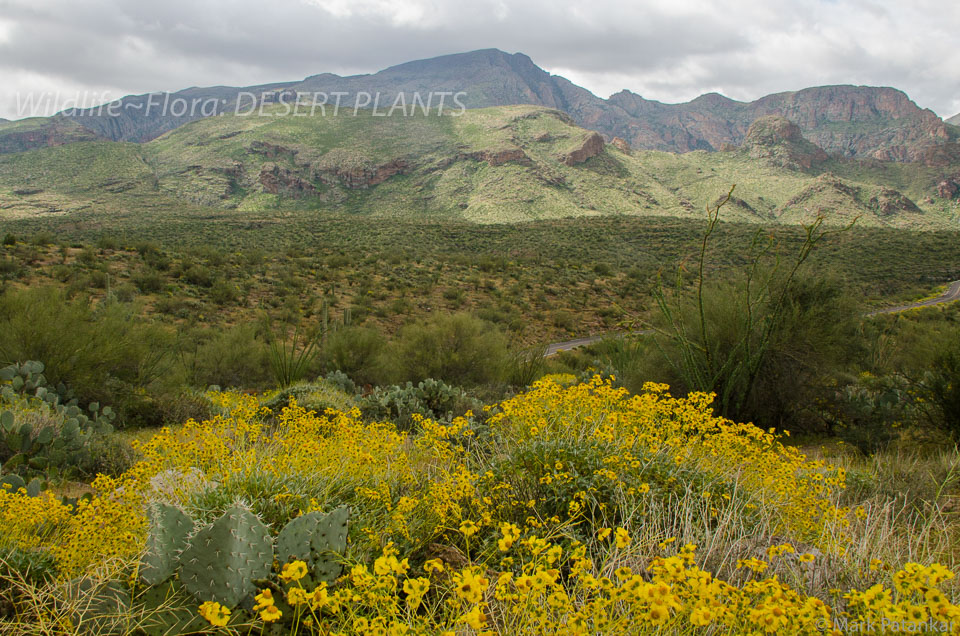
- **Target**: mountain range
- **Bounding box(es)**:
[55,49,958,162]
[0,49,959,231]
[1,101,958,229]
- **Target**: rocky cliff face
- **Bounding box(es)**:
[559,132,605,166]
[56,49,954,163]
[0,117,100,155]
[609,85,950,161]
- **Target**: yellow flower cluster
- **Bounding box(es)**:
[1,378,957,634]
[194,536,960,635]
[486,376,850,549]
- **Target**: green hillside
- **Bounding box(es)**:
[0,105,958,228]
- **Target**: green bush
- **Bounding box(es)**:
[262,380,356,416]
[915,332,960,441]
[383,313,509,387]
[185,325,272,390]
[358,378,480,431]
[322,326,386,386]
[0,287,173,423]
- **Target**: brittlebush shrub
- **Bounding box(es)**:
[0,379,958,634]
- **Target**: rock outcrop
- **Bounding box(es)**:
[559,132,605,166]
[258,163,317,197]
[938,178,959,199]
[465,148,530,167]
[868,188,922,217]
[611,137,632,154]
[743,116,828,170]
[312,151,410,189]
[0,118,100,155]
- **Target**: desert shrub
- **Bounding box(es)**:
[75,433,137,477]
[914,332,960,440]
[184,324,272,390]
[112,283,137,303]
[29,232,54,247]
[132,270,163,293]
[262,380,356,416]
[505,342,548,388]
[155,390,216,427]
[209,280,238,305]
[321,326,386,386]
[358,378,479,431]
[181,264,213,287]
[0,287,172,422]
[383,313,509,386]
[648,193,860,431]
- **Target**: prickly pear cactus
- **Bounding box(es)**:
[276,506,349,584]
[179,504,273,607]
[140,503,195,586]
[0,473,25,495]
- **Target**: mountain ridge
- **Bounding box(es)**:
[2,104,958,230]
[47,49,957,163]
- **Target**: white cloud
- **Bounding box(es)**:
[0,0,957,119]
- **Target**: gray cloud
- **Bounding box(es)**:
[0,0,957,120]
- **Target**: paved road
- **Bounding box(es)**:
[546,280,960,356]
[545,330,651,356]
[865,280,960,316]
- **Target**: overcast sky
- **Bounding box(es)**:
[1,0,958,121]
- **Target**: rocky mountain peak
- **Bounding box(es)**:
[745,115,804,145]
[44,48,957,163]
[743,115,828,171]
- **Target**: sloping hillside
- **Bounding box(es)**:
[1,105,957,228]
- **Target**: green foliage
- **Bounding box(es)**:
[915,332,960,441]
[268,321,323,388]
[384,312,509,387]
[648,188,859,427]
[322,326,386,386]
[506,342,548,388]
[358,378,480,431]
[262,380,356,416]
[181,324,272,390]
[0,286,172,424]
[825,374,910,454]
